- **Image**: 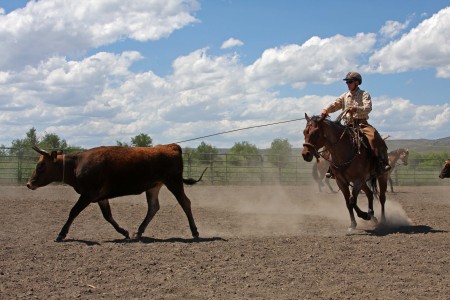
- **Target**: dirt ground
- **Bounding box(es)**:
[1,183,449,299]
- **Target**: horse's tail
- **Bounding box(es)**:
[369,176,379,199]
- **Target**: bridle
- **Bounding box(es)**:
[303,117,360,169]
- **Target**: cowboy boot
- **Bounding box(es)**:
[378,150,391,173]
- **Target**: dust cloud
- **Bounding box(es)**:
[186,184,356,237]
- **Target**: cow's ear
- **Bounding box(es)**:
[50,151,58,161]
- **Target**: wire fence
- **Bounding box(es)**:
[0,147,446,186]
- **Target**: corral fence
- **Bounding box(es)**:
[0,147,446,186]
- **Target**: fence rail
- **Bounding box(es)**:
[0,148,446,186]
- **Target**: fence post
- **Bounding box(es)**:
[17,148,23,184]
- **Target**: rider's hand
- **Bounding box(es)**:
[348,106,357,114]
[320,109,328,118]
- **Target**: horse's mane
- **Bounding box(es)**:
[310,115,345,129]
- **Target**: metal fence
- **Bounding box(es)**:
[0,148,446,186]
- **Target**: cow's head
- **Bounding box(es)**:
[27,146,63,190]
[439,159,450,179]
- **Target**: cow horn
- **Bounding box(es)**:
[32,145,49,156]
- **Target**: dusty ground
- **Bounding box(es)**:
[0,183,449,299]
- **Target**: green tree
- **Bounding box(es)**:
[116,140,130,147]
[193,141,218,163]
[229,141,261,166]
[268,138,292,168]
[39,132,68,150]
[131,133,152,147]
[10,127,39,155]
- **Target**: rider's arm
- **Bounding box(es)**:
[323,93,345,115]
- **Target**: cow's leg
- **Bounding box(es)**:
[166,181,199,238]
[56,194,91,242]
[135,185,162,240]
[98,200,129,239]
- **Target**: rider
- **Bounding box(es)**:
[320,71,391,177]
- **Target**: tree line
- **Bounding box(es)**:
[0,128,294,167]
[1,127,447,168]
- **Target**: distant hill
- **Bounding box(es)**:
[385,137,450,153]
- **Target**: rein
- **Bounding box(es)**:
[304,117,360,169]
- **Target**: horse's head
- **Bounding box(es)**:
[399,148,409,166]
[439,159,450,179]
[302,113,326,162]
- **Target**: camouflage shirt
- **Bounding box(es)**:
[324,87,372,122]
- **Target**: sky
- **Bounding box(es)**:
[0,0,449,149]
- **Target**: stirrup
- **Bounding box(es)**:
[325,172,334,179]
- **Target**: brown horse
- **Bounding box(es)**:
[387,148,409,192]
[311,149,337,193]
[302,113,388,229]
[439,159,450,179]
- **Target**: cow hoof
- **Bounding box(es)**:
[133,232,142,241]
[55,235,65,242]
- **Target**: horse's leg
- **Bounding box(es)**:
[336,180,357,229]
[325,178,336,193]
[361,184,378,225]
[312,163,324,192]
[378,175,388,224]
[352,184,372,221]
[388,174,394,193]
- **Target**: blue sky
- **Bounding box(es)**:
[0,0,449,149]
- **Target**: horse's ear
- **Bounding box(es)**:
[305,113,310,122]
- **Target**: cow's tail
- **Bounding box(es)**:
[183,167,208,185]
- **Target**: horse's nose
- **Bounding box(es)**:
[302,151,313,162]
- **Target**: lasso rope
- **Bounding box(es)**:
[174,118,305,144]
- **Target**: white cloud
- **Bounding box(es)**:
[221,38,244,49]
[246,33,377,89]
[379,19,410,39]
[369,97,450,139]
[0,2,448,148]
[368,7,450,76]
[0,0,200,70]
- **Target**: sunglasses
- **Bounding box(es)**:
[345,80,355,84]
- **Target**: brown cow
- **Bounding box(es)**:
[439,159,450,179]
[27,144,206,242]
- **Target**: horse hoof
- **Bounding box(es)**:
[55,236,64,242]
[371,216,378,225]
